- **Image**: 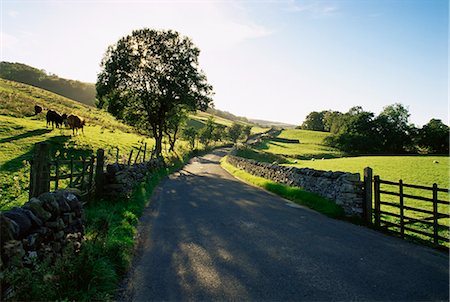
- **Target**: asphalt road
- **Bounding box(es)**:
[124,148,449,301]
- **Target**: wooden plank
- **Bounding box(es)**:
[379,200,401,208]
[135,145,142,164]
[55,160,59,190]
[128,149,134,166]
[143,143,147,162]
[379,190,449,205]
[88,155,95,199]
[378,179,449,193]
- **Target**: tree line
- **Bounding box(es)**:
[299,104,449,154]
[0,62,96,106]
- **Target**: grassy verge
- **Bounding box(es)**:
[220,156,345,219]
[3,167,168,301]
[2,145,229,301]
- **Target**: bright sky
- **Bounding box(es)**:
[1,0,448,126]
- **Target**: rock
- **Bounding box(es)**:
[3,207,32,239]
[25,233,40,249]
[24,198,52,222]
[60,188,82,199]
[23,208,43,227]
[3,240,25,263]
[0,213,20,241]
[39,192,60,216]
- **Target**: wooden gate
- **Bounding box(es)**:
[372,175,449,249]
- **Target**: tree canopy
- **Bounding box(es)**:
[96,29,213,156]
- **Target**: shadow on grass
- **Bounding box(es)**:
[1,135,96,173]
[0,129,53,144]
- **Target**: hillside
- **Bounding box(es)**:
[0,61,96,106]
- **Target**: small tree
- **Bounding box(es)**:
[242,125,252,141]
[198,117,215,147]
[227,122,244,143]
[182,126,198,150]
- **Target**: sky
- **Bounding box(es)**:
[0,0,448,126]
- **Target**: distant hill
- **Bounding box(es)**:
[0,62,96,106]
[206,107,250,124]
[248,118,296,129]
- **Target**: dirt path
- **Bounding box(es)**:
[123,148,449,301]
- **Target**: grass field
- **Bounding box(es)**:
[250,128,450,247]
[0,115,157,210]
[255,129,342,159]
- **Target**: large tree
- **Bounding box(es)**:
[417,119,449,154]
[96,29,213,156]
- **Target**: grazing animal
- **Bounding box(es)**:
[67,114,85,135]
[34,105,42,115]
[46,110,64,128]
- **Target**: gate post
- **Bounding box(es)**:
[363,167,373,225]
[29,142,50,198]
[95,149,105,197]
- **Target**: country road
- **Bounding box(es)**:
[123,148,449,301]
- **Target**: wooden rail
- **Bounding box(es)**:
[372,175,449,249]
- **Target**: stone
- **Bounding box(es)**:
[24,198,52,222]
[39,192,60,216]
[0,213,20,241]
[23,208,43,227]
[3,207,32,239]
[3,240,25,262]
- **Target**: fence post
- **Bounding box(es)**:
[143,143,147,162]
[88,155,95,200]
[432,183,439,246]
[374,175,381,228]
[29,142,51,198]
[399,179,404,238]
[95,149,105,197]
[363,167,373,225]
[127,149,134,166]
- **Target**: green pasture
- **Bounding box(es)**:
[255,129,342,159]
[0,115,156,210]
[250,128,449,247]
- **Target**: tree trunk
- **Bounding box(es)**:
[153,127,163,156]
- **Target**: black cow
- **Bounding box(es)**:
[34,105,42,115]
[46,110,64,129]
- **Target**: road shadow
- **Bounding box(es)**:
[125,152,449,301]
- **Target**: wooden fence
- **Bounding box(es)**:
[29,142,156,200]
[29,143,105,200]
[364,167,449,249]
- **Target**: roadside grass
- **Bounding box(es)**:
[3,167,168,301]
[220,156,345,219]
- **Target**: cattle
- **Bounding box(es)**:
[46,110,64,129]
[34,105,42,115]
[67,114,85,135]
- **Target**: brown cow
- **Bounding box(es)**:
[67,114,85,135]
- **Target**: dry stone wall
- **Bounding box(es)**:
[226,155,364,217]
[0,189,84,269]
[102,158,165,198]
